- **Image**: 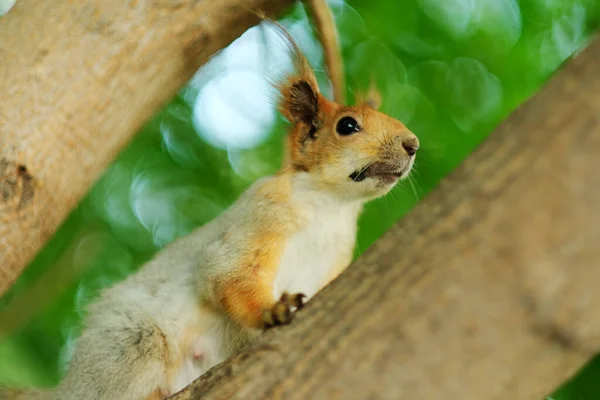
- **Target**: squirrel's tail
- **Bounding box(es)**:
[0,388,54,400]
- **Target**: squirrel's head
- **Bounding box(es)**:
[275,26,419,200]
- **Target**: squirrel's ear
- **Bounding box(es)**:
[269,19,322,125]
[363,80,382,110]
[279,78,320,124]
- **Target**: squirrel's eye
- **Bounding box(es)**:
[336,116,360,135]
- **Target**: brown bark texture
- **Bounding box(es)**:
[0,0,293,295]
[170,37,600,400]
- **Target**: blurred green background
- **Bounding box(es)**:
[1,0,599,397]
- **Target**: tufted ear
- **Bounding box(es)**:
[269,20,323,129]
[279,78,320,124]
[363,79,382,110]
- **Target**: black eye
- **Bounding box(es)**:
[336,116,360,135]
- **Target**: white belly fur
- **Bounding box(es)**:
[272,199,360,300]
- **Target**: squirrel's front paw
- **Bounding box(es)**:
[262,292,306,328]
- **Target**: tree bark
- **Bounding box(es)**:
[169,36,600,400]
[0,0,293,295]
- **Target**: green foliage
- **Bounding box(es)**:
[1,0,599,396]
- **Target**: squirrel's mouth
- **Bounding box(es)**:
[349,162,406,184]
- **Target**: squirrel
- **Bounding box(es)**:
[1,3,419,400]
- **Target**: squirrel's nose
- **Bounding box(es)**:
[402,135,419,156]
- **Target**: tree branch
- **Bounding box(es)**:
[306,0,345,104]
[0,0,293,296]
[169,36,600,400]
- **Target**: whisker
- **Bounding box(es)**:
[410,164,421,177]
[388,187,399,203]
[407,174,420,201]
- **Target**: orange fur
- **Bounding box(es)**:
[219,277,275,329]
[256,173,293,202]
[145,389,166,400]
[218,234,284,328]
[216,179,296,328]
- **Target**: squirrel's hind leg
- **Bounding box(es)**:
[56,308,172,400]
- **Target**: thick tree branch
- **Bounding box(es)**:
[170,36,600,399]
[306,0,345,104]
[0,0,293,295]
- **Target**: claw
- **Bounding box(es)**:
[262,292,307,329]
[279,292,306,309]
